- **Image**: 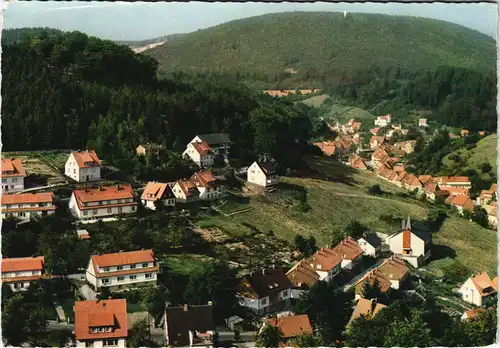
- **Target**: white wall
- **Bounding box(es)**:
[247,162,279,187]
[388,232,425,258]
[96,271,157,288]
[197,185,224,200]
[1,176,24,192]
[141,198,176,210]
[65,154,101,182]
[69,194,137,220]
[459,278,483,307]
[1,208,55,221]
[76,338,126,348]
[183,143,214,167]
[87,260,158,288]
[358,239,377,257]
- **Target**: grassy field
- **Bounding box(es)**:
[301,94,329,107]
[323,103,377,124]
[442,134,497,177]
[196,156,496,276]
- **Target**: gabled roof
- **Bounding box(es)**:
[141,182,174,201]
[309,248,342,272]
[73,185,134,204]
[370,136,385,144]
[470,273,497,297]
[1,158,26,177]
[388,218,431,243]
[286,260,320,288]
[191,141,213,156]
[91,249,155,268]
[1,256,44,273]
[313,141,336,156]
[445,195,474,211]
[267,314,313,339]
[358,233,381,248]
[191,171,217,188]
[175,180,199,197]
[355,269,393,295]
[349,156,367,170]
[332,237,363,261]
[165,304,215,346]
[256,161,277,176]
[348,298,387,326]
[239,267,292,299]
[196,133,231,145]
[74,299,128,341]
[1,192,55,205]
[71,150,101,168]
[377,257,409,281]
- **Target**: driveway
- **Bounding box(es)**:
[79,284,96,300]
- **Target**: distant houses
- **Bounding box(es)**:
[418,118,428,128]
[1,158,26,193]
[374,114,392,127]
[86,249,159,291]
[1,192,56,221]
[136,143,163,157]
[1,256,46,292]
[247,160,280,187]
[140,182,176,210]
[69,184,137,221]
[184,133,232,166]
[458,273,498,307]
[65,150,102,182]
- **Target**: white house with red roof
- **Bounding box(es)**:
[386,217,432,267]
[65,150,102,182]
[458,273,498,307]
[1,256,45,292]
[247,160,280,187]
[86,249,159,291]
[1,192,56,221]
[183,141,215,168]
[374,114,392,127]
[418,118,428,128]
[172,180,200,202]
[190,133,231,162]
[190,171,224,200]
[140,182,176,210]
[1,158,26,193]
[74,299,128,348]
[69,184,137,222]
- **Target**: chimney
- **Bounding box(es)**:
[183,304,188,312]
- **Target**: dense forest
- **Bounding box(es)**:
[2,29,318,170]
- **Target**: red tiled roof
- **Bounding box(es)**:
[267,315,313,339]
[491,184,497,192]
[1,256,44,273]
[91,249,155,268]
[445,195,474,211]
[309,248,342,272]
[348,298,387,326]
[140,182,173,201]
[1,158,26,177]
[192,141,213,156]
[370,136,385,144]
[73,185,134,204]
[1,192,55,205]
[286,260,320,288]
[176,180,199,197]
[471,273,497,297]
[313,141,336,156]
[74,299,128,341]
[191,171,217,188]
[332,237,363,261]
[72,150,101,169]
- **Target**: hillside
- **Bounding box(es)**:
[145,12,496,83]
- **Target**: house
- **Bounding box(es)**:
[436,176,472,189]
[369,136,385,150]
[237,266,293,315]
[190,133,231,162]
[86,249,159,291]
[371,148,391,170]
[418,119,428,128]
[422,182,450,202]
[74,299,128,348]
[1,192,56,221]
[172,180,200,202]
[164,303,216,347]
[403,173,422,192]
[478,131,487,137]
[461,308,484,321]
[1,256,45,292]
[449,133,461,140]
[190,171,224,200]
[136,143,163,157]
[458,273,497,307]
[442,187,469,197]
[77,229,91,240]
[354,257,409,299]
[477,184,497,206]
[386,217,432,267]
[69,185,137,221]
[461,129,470,137]
[485,203,498,228]
[183,141,215,168]
[261,314,313,342]
[332,237,364,270]
[247,161,279,187]
[347,298,387,327]
[1,158,26,193]
[313,141,336,156]
[357,233,382,257]
[444,195,474,215]
[65,150,102,182]
[286,260,321,298]
[370,127,381,135]
[350,122,362,133]
[141,182,176,210]
[395,140,417,154]
[418,175,434,186]
[394,171,409,188]
[349,155,367,170]
[374,114,392,127]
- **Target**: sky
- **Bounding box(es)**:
[3,1,498,41]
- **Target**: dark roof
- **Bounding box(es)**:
[241,267,292,298]
[198,133,231,145]
[390,218,431,243]
[257,161,277,175]
[165,305,215,346]
[360,233,381,248]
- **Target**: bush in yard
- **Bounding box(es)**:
[368,184,383,195]
[471,206,489,228]
[480,162,492,173]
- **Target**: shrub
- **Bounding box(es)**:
[368,184,383,195]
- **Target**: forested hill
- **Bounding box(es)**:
[2,30,317,170]
[145,12,496,83]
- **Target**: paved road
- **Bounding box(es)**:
[79,284,96,300]
[343,258,389,292]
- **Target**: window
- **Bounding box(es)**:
[145,273,152,279]
[86,342,93,347]
[104,340,118,346]
[106,327,112,332]
[107,208,112,213]
[104,267,110,272]
[117,276,124,282]
[282,290,288,297]
[83,211,88,216]
[102,278,110,284]
[14,283,23,289]
[90,328,98,333]
[117,266,123,271]
[1,179,6,183]
[118,207,123,214]
[131,206,136,211]
[93,209,98,215]
[99,328,104,333]
[260,298,267,306]
[129,275,137,280]
[12,178,17,183]
[142,263,148,268]
[130,264,136,269]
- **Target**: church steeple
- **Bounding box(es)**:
[406,216,411,230]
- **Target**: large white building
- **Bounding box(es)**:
[1,192,56,221]
[247,161,280,187]
[1,158,26,193]
[182,141,215,168]
[190,133,231,162]
[65,150,102,182]
[1,256,45,292]
[69,184,137,222]
[140,182,176,210]
[86,249,159,291]
[386,218,432,267]
[458,273,498,307]
[172,180,200,202]
[374,114,392,127]
[190,171,224,200]
[74,299,128,348]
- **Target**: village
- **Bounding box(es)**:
[1,115,498,347]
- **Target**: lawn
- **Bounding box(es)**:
[158,253,214,275]
[323,103,376,123]
[301,94,329,107]
[40,151,72,170]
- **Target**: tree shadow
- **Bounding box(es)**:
[297,155,359,187]
[430,244,457,261]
